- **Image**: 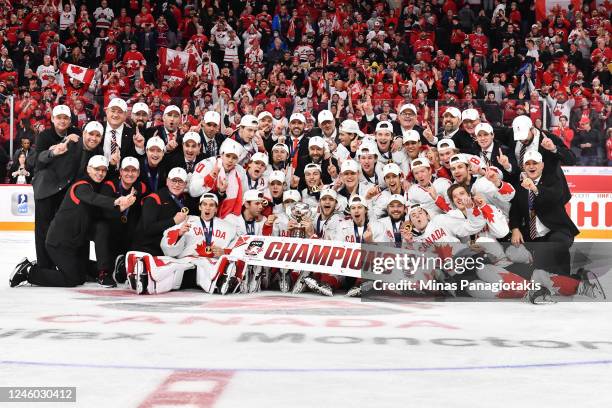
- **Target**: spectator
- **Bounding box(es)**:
[9,151,33,184]
[572,118,603,166]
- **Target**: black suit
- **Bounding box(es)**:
[145,126,183,159]
[131,187,183,255]
[167,153,205,213]
[102,122,140,159]
[437,129,479,154]
[32,131,100,269]
[510,172,579,276]
[199,131,225,159]
[27,177,119,287]
[283,134,311,183]
[477,141,519,184]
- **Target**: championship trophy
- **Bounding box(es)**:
[282,203,313,293]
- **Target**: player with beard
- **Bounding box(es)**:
[131,102,150,132]
[334,160,369,203]
[334,119,363,162]
[369,163,405,218]
[128,193,239,295]
[304,136,338,189]
[407,157,452,216]
[357,141,383,190]
[189,139,247,218]
[98,156,148,287]
[301,163,327,209]
[449,153,477,190]
[256,111,276,153]
[372,194,409,246]
[200,111,223,159]
[138,137,168,193]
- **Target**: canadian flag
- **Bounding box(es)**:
[535,0,581,21]
[158,47,197,82]
[60,63,95,85]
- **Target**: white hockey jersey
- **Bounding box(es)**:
[161,216,238,258]
[224,213,272,236]
[189,156,247,198]
[333,218,386,243]
[471,178,515,218]
[407,178,452,216]
[313,212,344,240]
[413,207,486,253]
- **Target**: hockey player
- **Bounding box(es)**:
[372,194,409,246]
[263,170,287,215]
[373,120,404,166]
[190,138,247,218]
[357,140,383,189]
[301,163,326,209]
[407,157,452,216]
[437,139,459,172]
[369,162,406,218]
[334,119,363,162]
[127,193,238,295]
[244,152,269,193]
[312,188,345,240]
[231,114,261,165]
[272,190,303,238]
[335,159,369,202]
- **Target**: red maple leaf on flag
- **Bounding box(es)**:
[168,54,184,70]
[70,65,83,75]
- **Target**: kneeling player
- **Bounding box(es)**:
[126,193,238,295]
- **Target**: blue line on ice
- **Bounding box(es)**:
[1,359,611,372]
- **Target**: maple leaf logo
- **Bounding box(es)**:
[195,242,209,257]
[166,229,180,246]
[70,65,83,75]
[168,54,184,70]
[433,244,454,260]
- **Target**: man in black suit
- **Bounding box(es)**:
[200,110,224,159]
[102,98,144,175]
[31,118,101,269]
[436,107,478,154]
[474,122,519,183]
[510,150,579,277]
[167,131,204,212]
[283,113,311,188]
[309,109,337,141]
[145,105,183,159]
[138,136,169,193]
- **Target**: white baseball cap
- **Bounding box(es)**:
[121,156,140,170]
[199,192,219,204]
[183,131,201,145]
[437,139,456,150]
[383,162,402,177]
[52,104,71,118]
[449,154,469,165]
[387,194,406,206]
[375,120,394,133]
[88,155,109,168]
[340,159,359,174]
[320,188,338,200]
[283,190,301,202]
[257,111,273,121]
[443,107,461,118]
[408,203,427,216]
[84,121,103,134]
[146,136,165,151]
[475,123,494,135]
[289,112,306,123]
[304,163,321,174]
[411,157,430,170]
[272,143,289,154]
[317,110,334,124]
[132,102,149,115]
[469,154,485,170]
[512,115,533,141]
[244,189,265,202]
[204,110,221,125]
[219,138,245,157]
[168,167,187,182]
[399,103,417,115]
[348,194,367,208]
[250,152,269,166]
[239,114,259,128]
[339,119,362,136]
[269,170,286,184]
[523,150,543,164]
[163,105,181,115]
[402,130,420,144]
[308,136,325,149]
[107,98,128,112]
[357,141,379,158]
[461,108,479,122]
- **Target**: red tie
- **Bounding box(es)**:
[168,132,175,142]
[292,137,299,169]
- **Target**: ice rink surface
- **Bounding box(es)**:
[1,231,612,407]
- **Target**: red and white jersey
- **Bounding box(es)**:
[36,64,57,87]
[189,157,247,198]
[161,216,238,258]
[244,46,264,70]
[370,189,407,219]
[472,203,509,240]
[123,50,146,75]
[313,213,344,240]
[295,44,315,61]
[272,212,292,238]
[471,177,515,218]
[413,206,486,253]
[224,214,272,236]
[332,218,385,243]
[407,178,452,216]
[372,216,406,243]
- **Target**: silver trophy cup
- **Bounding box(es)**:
[286,202,313,238]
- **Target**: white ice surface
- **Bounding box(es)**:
[0,232,611,407]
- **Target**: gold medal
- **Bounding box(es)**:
[181,207,189,214]
[311,185,320,193]
[205,246,213,254]
[121,215,128,223]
